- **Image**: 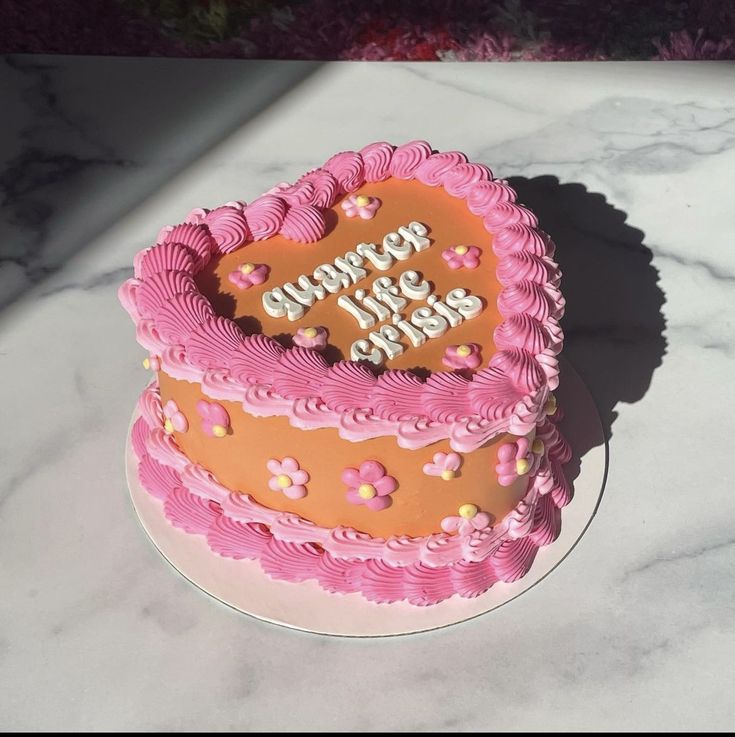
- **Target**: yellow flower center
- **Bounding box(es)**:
[516,458,530,475]
[212,424,228,438]
[544,394,557,415]
[458,503,478,519]
[440,469,456,481]
[276,474,291,489]
[142,357,150,370]
[303,327,318,338]
[358,483,377,499]
[355,195,371,207]
[163,418,174,434]
[240,263,255,274]
[455,245,469,256]
[456,344,471,357]
[532,439,544,454]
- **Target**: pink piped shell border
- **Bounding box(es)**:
[119,141,565,449]
[133,382,572,606]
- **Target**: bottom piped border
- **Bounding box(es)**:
[131,384,573,606]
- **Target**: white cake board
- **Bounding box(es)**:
[126,358,606,637]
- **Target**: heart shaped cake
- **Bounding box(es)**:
[120,141,572,606]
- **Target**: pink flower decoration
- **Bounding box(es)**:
[143,354,161,371]
[228,262,269,290]
[267,457,310,499]
[423,452,462,480]
[293,326,328,350]
[442,343,482,370]
[196,399,231,438]
[342,460,397,511]
[340,194,381,220]
[496,436,541,486]
[163,400,188,433]
[441,245,482,270]
[441,505,493,536]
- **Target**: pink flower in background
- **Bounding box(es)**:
[267,457,310,499]
[343,460,397,511]
[228,262,269,290]
[496,436,542,486]
[196,400,230,438]
[442,343,482,370]
[441,504,492,536]
[162,400,188,434]
[293,326,328,350]
[441,245,481,269]
[423,451,462,480]
[340,194,381,220]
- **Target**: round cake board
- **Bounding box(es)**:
[126,358,606,637]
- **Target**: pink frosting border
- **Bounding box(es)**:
[118,141,565,449]
[132,382,573,605]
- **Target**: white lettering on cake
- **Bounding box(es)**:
[262,221,432,321]
[392,313,427,347]
[382,231,412,261]
[398,221,430,252]
[350,338,383,364]
[313,263,351,293]
[262,287,305,321]
[446,288,483,319]
[359,290,392,322]
[355,242,393,271]
[261,219,485,364]
[283,275,327,306]
[368,325,405,360]
[337,294,375,329]
[334,251,366,284]
[398,270,430,301]
[410,306,449,339]
[372,276,408,314]
[427,294,462,327]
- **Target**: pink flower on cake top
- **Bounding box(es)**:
[495,436,543,486]
[340,193,381,220]
[441,244,481,270]
[442,343,482,370]
[196,400,231,438]
[423,451,462,480]
[228,262,269,290]
[343,460,397,511]
[267,457,310,499]
[441,504,492,536]
[293,326,329,350]
[162,400,188,434]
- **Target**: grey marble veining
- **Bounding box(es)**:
[1,58,733,732]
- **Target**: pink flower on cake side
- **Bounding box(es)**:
[143,354,161,371]
[343,460,397,511]
[423,452,462,480]
[441,245,481,270]
[196,400,231,438]
[228,262,269,290]
[441,504,492,536]
[162,400,188,434]
[293,326,328,350]
[496,436,542,486]
[442,343,482,370]
[267,457,309,499]
[340,194,381,220]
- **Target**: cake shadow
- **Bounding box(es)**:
[508,176,667,461]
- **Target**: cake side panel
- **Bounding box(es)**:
[157,371,533,539]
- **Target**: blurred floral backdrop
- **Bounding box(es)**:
[2,0,734,60]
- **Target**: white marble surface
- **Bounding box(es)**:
[1,57,734,731]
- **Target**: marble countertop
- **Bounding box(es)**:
[2,57,733,731]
